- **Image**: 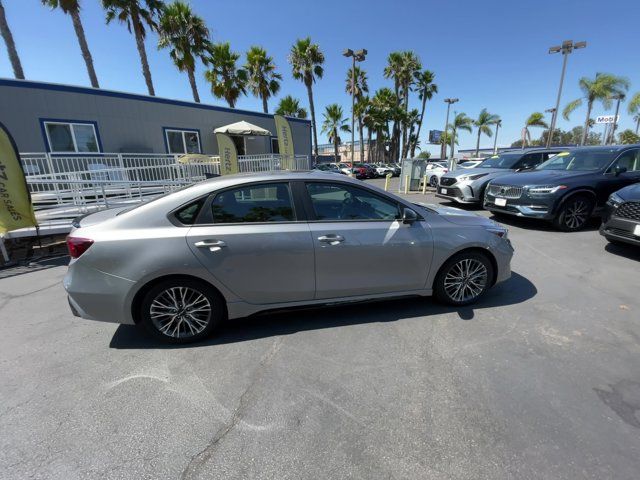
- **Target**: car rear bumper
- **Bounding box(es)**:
[64,260,136,324]
[600,216,640,246]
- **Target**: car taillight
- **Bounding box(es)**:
[67,236,94,258]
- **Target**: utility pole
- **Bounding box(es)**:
[546,40,587,148]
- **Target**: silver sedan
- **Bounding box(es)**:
[64,171,513,343]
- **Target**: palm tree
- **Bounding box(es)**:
[321,104,350,163]
[102,0,164,96]
[398,51,421,159]
[41,0,99,88]
[288,37,324,158]
[562,73,630,145]
[275,95,307,119]
[244,46,281,113]
[354,96,370,163]
[628,92,640,134]
[448,112,473,158]
[0,0,25,79]
[345,66,368,161]
[157,1,211,103]
[411,69,437,158]
[204,42,247,108]
[522,112,548,147]
[474,108,500,156]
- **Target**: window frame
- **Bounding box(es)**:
[41,119,102,153]
[163,127,202,154]
[302,180,406,223]
[604,148,640,175]
[191,180,301,226]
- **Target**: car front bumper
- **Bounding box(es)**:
[483,190,556,220]
[599,213,640,246]
[435,185,478,204]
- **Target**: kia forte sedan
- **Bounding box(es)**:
[64,172,513,343]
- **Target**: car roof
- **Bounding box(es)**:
[555,144,640,153]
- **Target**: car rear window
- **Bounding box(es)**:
[211,182,295,223]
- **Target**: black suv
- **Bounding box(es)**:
[483,145,640,231]
[600,183,640,246]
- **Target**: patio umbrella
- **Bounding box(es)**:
[213,121,271,136]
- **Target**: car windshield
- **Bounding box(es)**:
[477,153,522,169]
[536,150,615,171]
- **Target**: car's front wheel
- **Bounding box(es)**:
[553,195,594,232]
[140,278,225,343]
[434,252,494,306]
[430,175,439,187]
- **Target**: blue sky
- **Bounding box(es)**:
[1,0,639,155]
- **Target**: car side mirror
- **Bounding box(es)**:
[614,165,627,176]
[402,208,418,225]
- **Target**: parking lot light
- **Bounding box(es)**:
[546,40,587,148]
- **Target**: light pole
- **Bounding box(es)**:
[546,40,587,148]
[443,98,458,170]
[343,48,367,175]
[493,119,502,154]
[545,108,557,145]
[608,93,625,144]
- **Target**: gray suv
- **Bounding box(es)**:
[437,149,566,205]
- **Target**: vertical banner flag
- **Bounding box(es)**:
[0,122,37,235]
[216,133,239,175]
[274,115,295,170]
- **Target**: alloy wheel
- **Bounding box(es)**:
[149,286,212,339]
[443,258,488,303]
[430,175,438,187]
[564,200,589,230]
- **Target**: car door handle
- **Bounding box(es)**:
[194,240,227,251]
[318,234,344,245]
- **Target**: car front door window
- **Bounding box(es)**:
[306,182,400,221]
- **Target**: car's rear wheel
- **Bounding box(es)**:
[553,195,594,232]
[434,252,494,306]
[430,175,439,187]
[140,278,224,343]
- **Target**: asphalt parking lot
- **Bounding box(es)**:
[2,177,640,480]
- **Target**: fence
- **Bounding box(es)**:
[7,152,310,238]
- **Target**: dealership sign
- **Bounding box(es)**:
[429,130,443,144]
[595,115,619,124]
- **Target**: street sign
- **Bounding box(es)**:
[429,130,443,144]
[595,115,619,124]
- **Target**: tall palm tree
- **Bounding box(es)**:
[628,92,640,135]
[244,46,281,113]
[353,96,370,162]
[204,42,247,108]
[474,108,500,156]
[41,0,99,88]
[398,51,421,159]
[102,0,164,96]
[562,73,630,145]
[288,37,324,158]
[0,0,25,79]
[275,95,307,119]
[157,1,210,103]
[321,104,350,163]
[448,112,473,158]
[345,66,368,161]
[522,112,548,147]
[411,69,437,158]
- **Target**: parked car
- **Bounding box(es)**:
[64,171,513,343]
[353,163,376,179]
[600,183,640,246]
[390,163,402,177]
[483,145,640,231]
[421,162,449,188]
[374,164,395,177]
[314,163,342,174]
[338,163,352,175]
[437,148,566,205]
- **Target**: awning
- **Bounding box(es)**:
[213,121,271,136]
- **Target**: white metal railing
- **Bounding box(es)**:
[10,152,310,237]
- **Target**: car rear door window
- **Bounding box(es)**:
[306,182,400,221]
[211,182,295,223]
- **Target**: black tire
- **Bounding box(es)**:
[140,278,225,344]
[553,194,594,232]
[434,251,494,306]
[430,175,439,187]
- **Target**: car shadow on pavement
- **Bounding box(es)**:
[109,272,537,350]
[0,255,68,280]
[487,213,602,232]
[604,242,640,262]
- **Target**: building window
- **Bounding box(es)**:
[271,137,279,154]
[43,121,100,153]
[164,128,201,154]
